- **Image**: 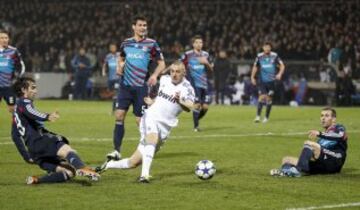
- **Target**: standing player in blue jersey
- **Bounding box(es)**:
[11,77,100,184]
[251,42,285,123]
[106,16,165,160]
[181,35,213,132]
[0,29,25,113]
[270,107,347,177]
[102,43,120,113]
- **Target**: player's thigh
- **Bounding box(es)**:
[305,140,321,159]
[133,86,148,117]
[265,82,275,97]
[139,114,160,144]
[30,136,65,160]
[115,86,133,111]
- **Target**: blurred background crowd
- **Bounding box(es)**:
[1,0,360,105]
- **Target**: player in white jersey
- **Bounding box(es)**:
[97,61,195,183]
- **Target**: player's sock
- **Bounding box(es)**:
[65,152,85,169]
[265,102,272,119]
[112,99,116,112]
[281,163,294,170]
[193,110,200,128]
[106,158,130,169]
[114,121,124,152]
[141,143,156,177]
[38,172,69,183]
[257,102,264,117]
[296,145,313,172]
[198,109,208,120]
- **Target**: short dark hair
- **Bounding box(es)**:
[13,77,35,97]
[322,107,336,118]
[132,16,147,25]
[263,41,272,47]
[0,29,9,35]
[191,35,203,44]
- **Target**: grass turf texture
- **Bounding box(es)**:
[0,100,359,210]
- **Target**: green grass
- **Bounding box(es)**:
[0,101,360,210]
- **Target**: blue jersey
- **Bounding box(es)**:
[11,98,51,161]
[104,52,120,81]
[120,37,163,87]
[254,52,283,83]
[0,46,23,87]
[317,124,348,152]
[181,50,210,89]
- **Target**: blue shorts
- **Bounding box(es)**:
[0,87,16,106]
[116,85,148,117]
[28,134,66,161]
[194,87,211,104]
[258,81,275,96]
[309,148,345,174]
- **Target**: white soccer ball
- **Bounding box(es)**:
[195,160,216,180]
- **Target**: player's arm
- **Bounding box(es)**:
[102,58,107,77]
[175,88,195,112]
[148,59,165,85]
[23,102,59,122]
[250,65,258,86]
[198,56,214,71]
[308,126,346,142]
[14,50,25,77]
[275,58,285,80]
[11,128,33,164]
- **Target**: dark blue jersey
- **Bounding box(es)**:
[317,123,348,152]
[120,37,163,87]
[0,46,24,87]
[254,51,283,83]
[11,98,49,161]
[180,50,211,89]
[104,52,120,81]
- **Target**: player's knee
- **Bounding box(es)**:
[145,133,159,145]
[202,104,209,110]
[114,110,125,121]
[194,103,201,110]
[56,166,75,178]
[303,141,315,150]
[57,144,76,158]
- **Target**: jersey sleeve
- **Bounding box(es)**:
[14,49,25,76]
[23,101,49,121]
[11,126,32,162]
[151,42,164,61]
[181,82,195,103]
[253,56,260,67]
[318,125,347,142]
[275,55,284,66]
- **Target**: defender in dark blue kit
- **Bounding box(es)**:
[271,107,348,177]
[106,16,166,160]
[251,42,285,123]
[11,77,100,184]
[0,29,25,113]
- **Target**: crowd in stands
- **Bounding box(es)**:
[1,0,360,105]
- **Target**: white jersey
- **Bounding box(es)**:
[145,75,195,127]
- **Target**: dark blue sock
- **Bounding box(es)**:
[257,102,264,116]
[112,99,116,112]
[66,152,85,169]
[193,110,200,128]
[265,103,272,118]
[114,121,124,152]
[38,172,69,183]
[199,109,208,120]
[296,145,313,172]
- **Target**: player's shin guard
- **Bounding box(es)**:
[38,172,69,183]
[296,144,313,173]
[65,152,85,169]
[198,108,208,120]
[265,102,272,119]
[141,143,156,178]
[193,110,200,128]
[114,121,124,152]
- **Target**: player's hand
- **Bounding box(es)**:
[147,75,158,86]
[78,63,86,68]
[26,158,35,164]
[198,57,209,65]
[174,91,180,103]
[275,73,282,80]
[144,97,154,105]
[48,111,60,122]
[308,130,320,141]
[251,77,257,86]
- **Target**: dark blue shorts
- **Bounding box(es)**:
[194,87,211,104]
[116,85,148,117]
[28,134,65,161]
[0,87,16,106]
[309,148,345,174]
[258,81,275,96]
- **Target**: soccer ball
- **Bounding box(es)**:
[195,160,216,180]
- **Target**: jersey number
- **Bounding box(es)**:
[14,113,26,136]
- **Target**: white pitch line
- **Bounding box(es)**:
[286,202,360,210]
[0,130,359,145]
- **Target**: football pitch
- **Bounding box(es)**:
[0,101,359,210]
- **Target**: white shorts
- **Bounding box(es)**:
[139,113,172,145]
